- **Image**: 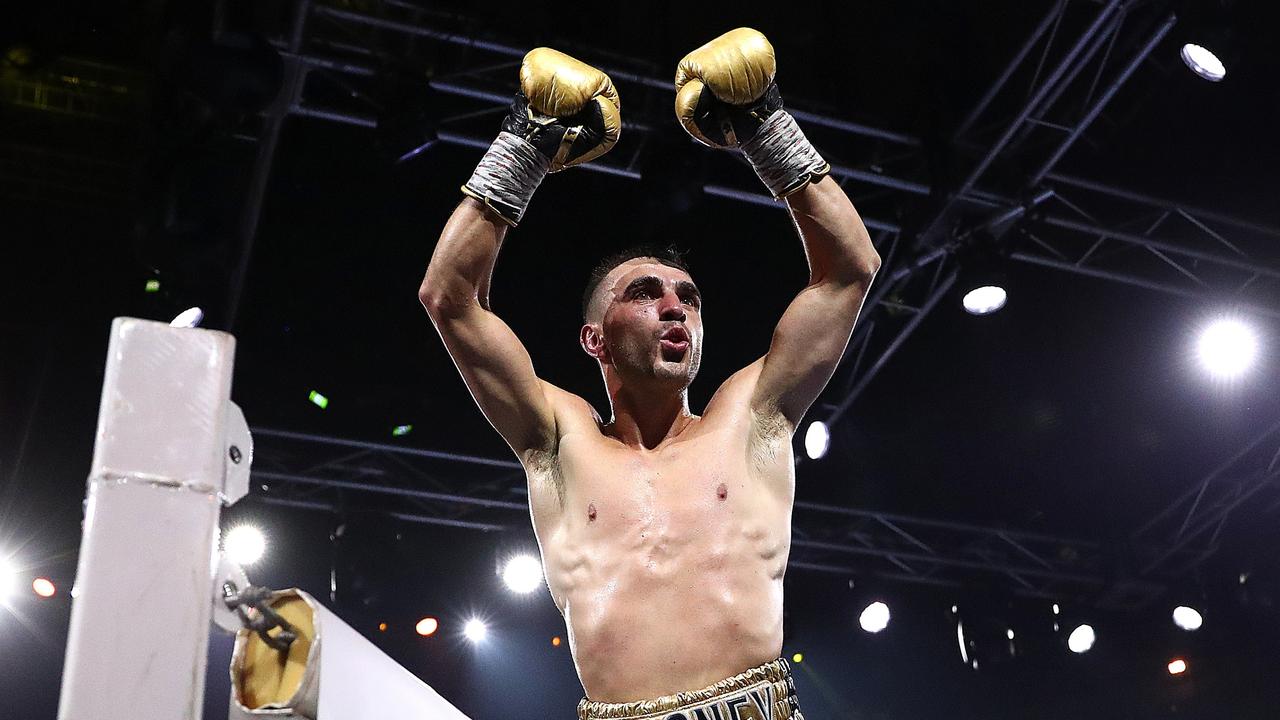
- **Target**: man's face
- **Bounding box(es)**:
[585,259,703,387]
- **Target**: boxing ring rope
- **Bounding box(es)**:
[57,318,471,720]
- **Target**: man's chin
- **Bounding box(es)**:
[653,357,696,382]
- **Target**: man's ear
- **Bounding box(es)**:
[580,323,607,361]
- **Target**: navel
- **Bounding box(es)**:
[717,483,728,501]
[587,502,598,521]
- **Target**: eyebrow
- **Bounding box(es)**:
[622,275,701,301]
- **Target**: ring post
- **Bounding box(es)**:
[58,317,240,720]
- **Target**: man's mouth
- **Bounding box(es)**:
[659,326,690,357]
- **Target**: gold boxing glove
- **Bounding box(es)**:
[463,48,621,225]
[674,28,828,198]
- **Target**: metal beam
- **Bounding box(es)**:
[308,5,920,147]
[917,0,1126,246]
[827,270,957,425]
[1029,12,1176,186]
[1009,252,1280,320]
[247,426,1165,605]
[954,0,1068,139]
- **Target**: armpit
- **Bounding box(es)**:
[524,446,566,507]
[747,404,791,473]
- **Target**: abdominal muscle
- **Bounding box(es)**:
[536,427,793,702]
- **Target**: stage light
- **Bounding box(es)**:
[463,618,487,643]
[804,421,830,460]
[308,390,329,409]
[1172,606,1203,631]
[223,525,266,565]
[1006,629,1015,640]
[502,554,544,594]
[33,577,56,598]
[791,653,803,663]
[957,240,1009,316]
[962,285,1007,316]
[145,279,161,293]
[1067,624,1095,654]
[169,307,204,328]
[392,424,413,437]
[1197,318,1258,379]
[552,636,562,647]
[956,617,970,665]
[378,622,387,632]
[415,617,438,637]
[859,601,890,633]
[1168,658,1188,675]
[1180,44,1225,82]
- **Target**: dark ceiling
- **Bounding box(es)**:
[2,0,1280,717]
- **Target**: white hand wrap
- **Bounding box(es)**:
[461,131,551,226]
[740,111,830,199]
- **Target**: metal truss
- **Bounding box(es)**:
[1131,418,1280,577]
[248,427,1165,609]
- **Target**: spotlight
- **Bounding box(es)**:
[223,525,266,566]
[962,286,1007,316]
[1197,318,1258,379]
[1067,624,1095,654]
[957,239,1009,316]
[1168,658,1188,675]
[502,554,544,594]
[791,653,803,663]
[956,616,970,665]
[804,421,830,460]
[1172,606,1203,631]
[1180,43,1226,82]
[463,618,487,643]
[552,636,562,647]
[415,617,439,637]
[308,390,329,409]
[169,307,204,328]
[392,424,413,437]
[32,577,56,598]
[859,601,890,633]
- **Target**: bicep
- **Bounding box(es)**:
[751,279,874,429]
[427,301,558,458]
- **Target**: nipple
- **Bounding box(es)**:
[717,483,728,500]
[587,502,597,521]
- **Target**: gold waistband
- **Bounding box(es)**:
[577,658,799,720]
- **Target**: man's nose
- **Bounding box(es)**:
[657,291,686,321]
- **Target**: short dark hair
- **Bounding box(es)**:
[581,243,692,324]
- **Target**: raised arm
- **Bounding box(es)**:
[674,28,880,431]
[418,48,621,461]
[420,199,559,459]
[755,177,879,428]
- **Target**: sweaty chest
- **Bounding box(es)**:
[558,428,774,552]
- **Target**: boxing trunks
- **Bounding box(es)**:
[577,658,804,720]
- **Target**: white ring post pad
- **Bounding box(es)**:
[58,317,237,720]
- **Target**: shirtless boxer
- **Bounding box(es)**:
[419,29,880,720]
